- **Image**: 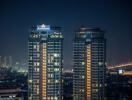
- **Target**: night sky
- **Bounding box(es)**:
[0,0,132,69]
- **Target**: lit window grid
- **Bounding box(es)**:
[86,45,91,99]
[41,44,47,99]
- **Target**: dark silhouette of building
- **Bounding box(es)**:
[0,67,28,100]
[106,72,132,100]
[63,71,73,100]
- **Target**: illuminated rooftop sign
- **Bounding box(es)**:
[37,24,50,31]
[50,34,63,38]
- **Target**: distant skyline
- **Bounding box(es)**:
[0,0,132,69]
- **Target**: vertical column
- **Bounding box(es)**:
[41,43,47,100]
[86,44,91,100]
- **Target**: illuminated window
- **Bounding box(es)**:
[37,88,39,94]
[51,56,54,62]
[47,97,50,100]
[29,56,32,60]
[37,47,39,51]
[99,62,103,66]
[48,74,53,78]
[37,80,39,83]
[51,97,54,100]
[36,68,39,72]
[54,97,58,100]
[55,80,59,83]
[82,62,85,65]
[80,89,84,92]
[36,62,40,66]
[28,96,32,100]
[92,89,98,92]
[33,45,37,49]
[48,79,50,83]
[60,35,63,38]
[34,62,40,66]
[54,53,59,57]
[54,68,59,72]
[34,62,36,66]
[48,59,51,63]
[28,79,32,83]
[54,62,59,66]
[82,75,85,79]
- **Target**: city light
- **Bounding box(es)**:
[0,0,132,99]
[37,24,50,31]
[108,62,132,70]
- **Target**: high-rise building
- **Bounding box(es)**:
[63,71,73,100]
[4,56,7,67]
[73,27,106,100]
[9,56,12,67]
[0,56,1,67]
[28,24,63,100]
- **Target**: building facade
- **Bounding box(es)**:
[63,71,73,100]
[73,27,106,100]
[28,24,63,100]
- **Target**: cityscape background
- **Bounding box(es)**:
[0,0,132,100]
